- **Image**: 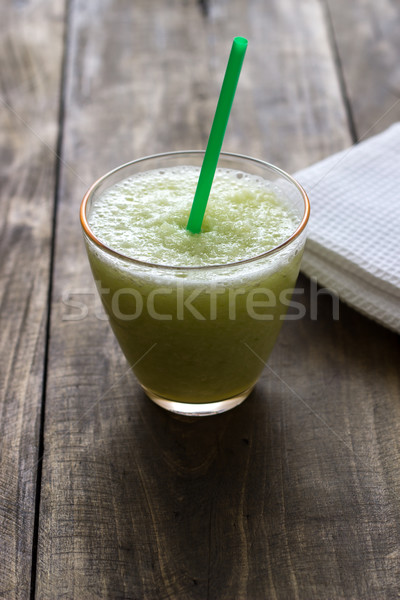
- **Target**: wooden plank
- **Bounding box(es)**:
[36,0,400,598]
[255,275,400,599]
[0,1,65,598]
[206,0,353,169]
[325,0,400,138]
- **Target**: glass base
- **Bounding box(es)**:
[142,385,254,416]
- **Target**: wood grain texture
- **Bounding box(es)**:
[325,0,400,139]
[203,0,353,169]
[0,1,65,598]
[34,0,400,599]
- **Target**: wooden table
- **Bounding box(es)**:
[2,1,400,598]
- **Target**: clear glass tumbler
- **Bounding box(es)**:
[80,151,309,416]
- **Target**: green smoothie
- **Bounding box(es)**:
[82,155,308,412]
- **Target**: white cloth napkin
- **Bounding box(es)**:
[294,123,400,334]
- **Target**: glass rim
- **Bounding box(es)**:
[80,150,310,271]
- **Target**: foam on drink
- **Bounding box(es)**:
[88,166,297,267]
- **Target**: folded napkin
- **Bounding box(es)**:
[294,123,400,334]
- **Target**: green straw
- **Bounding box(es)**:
[186,36,248,234]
